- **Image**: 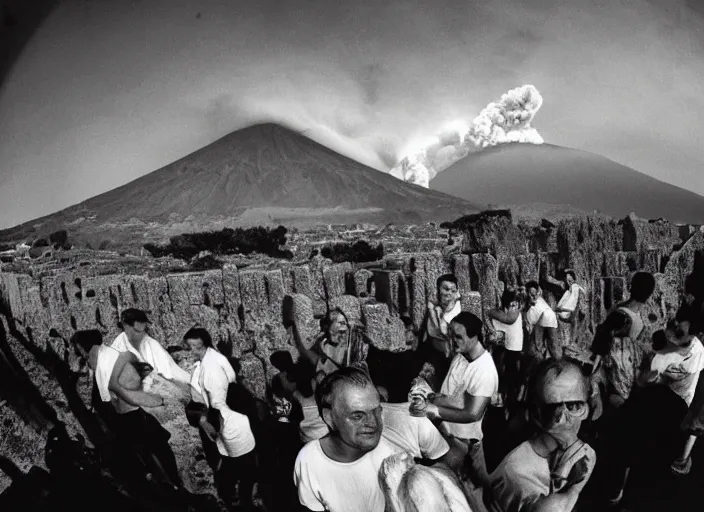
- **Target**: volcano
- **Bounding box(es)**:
[430,143,704,224]
[0,124,479,248]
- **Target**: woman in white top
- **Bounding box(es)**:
[184,327,257,511]
[544,269,585,347]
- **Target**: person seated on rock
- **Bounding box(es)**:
[542,269,585,324]
[418,274,462,391]
[184,327,257,511]
[488,359,596,512]
[417,312,499,491]
[293,307,367,377]
[486,288,524,412]
[523,282,560,362]
[89,341,183,489]
[293,366,396,512]
[110,308,191,386]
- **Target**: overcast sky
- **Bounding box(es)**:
[1,0,703,228]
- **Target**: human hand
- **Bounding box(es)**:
[424,403,440,420]
[201,420,218,442]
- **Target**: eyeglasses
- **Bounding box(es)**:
[540,400,587,420]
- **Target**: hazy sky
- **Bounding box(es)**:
[1,0,703,228]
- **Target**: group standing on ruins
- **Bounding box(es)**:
[83,263,704,512]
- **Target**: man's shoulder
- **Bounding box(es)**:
[296,439,324,465]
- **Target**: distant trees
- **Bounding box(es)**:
[317,240,384,263]
[143,226,293,261]
[49,230,68,248]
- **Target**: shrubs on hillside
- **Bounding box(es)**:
[317,240,384,263]
[143,226,293,261]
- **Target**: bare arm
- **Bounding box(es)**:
[488,308,520,325]
[292,322,322,367]
[526,487,581,512]
[109,353,164,408]
[544,274,566,290]
[431,392,490,423]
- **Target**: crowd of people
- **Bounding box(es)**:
[80,268,704,512]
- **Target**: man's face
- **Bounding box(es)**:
[185,337,208,360]
[449,322,475,354]
[565,274,575,287]
[328,312,349,345]
[536,368,588,447]
[527,287,541,306]
[326,384,383,453]
[124,321,147,345]
[438,280,459,307]
[666,318,692,348]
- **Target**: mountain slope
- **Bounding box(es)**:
[0,124,479,246]
[430,143,704,224]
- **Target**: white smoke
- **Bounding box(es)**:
[391,85,544,187]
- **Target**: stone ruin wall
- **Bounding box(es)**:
[1,212,703,492]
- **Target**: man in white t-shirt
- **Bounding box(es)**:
[294,366,395,512]
[421,312,499,489]
[524,282,560,361]
[381,401,449,462]
[487,288,524,410]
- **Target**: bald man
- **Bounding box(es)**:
[489,360,596,512]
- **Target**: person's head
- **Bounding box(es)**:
[436,274,459,307]
[563,269,576,287]
[629,271,656,303]
[183,326,214,360]
[449,312,484,354]
[665,304,695,348]
[527,359,589,449]
[316,366,382,453]
[500,288,519,311]
[525,281,542,306]
[120,308,149,345]
[321,308,350,346]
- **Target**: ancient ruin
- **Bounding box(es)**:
[1,211,703,496]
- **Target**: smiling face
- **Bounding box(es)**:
[326,383,383,454]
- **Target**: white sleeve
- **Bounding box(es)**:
[203,365,230,411]
[417,418,450,460]
[293,452,326,511]
[467,360,499,398]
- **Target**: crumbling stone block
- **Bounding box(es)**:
[451,254,472,297]
[329,295,363,328]
[282,294,318,348]
[353,268,374,298]
[362,302,408,352]
[236,353,268,401]
[290,265,313,297]
[471,254,501,319]
[372,270,408,317]
[323,262,352,303]
[460,291,483,319]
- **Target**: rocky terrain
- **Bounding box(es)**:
[2,209,703,501]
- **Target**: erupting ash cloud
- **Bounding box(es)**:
[391,85,544,187]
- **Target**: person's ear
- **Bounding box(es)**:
[321,407,334,430]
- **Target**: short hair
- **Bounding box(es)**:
[315,366,375,416]
[564,269,576,281]
[500,288,518,309]
[525,281,540,293]
[630,272,656,303]
[121,308,149,326]
[320,307,349,333]
[527,359,587,419]
[436,274,458,293]
[182,326,214,348]
[450,312,484,343]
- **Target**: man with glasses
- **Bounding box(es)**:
[488,359,596,512]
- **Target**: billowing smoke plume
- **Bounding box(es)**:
[391,85,544,187]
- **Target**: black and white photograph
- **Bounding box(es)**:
[1,1,703,511]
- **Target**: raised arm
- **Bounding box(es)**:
[488,308,520,325]
[292,321,323,367]
[109,353,164,408]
